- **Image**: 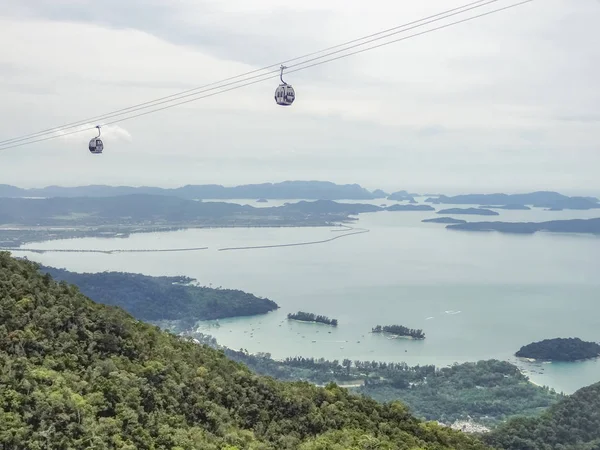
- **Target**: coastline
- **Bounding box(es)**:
[516,354,600,363]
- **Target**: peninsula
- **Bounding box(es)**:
[37,265,279,326]
[0,197,379,248]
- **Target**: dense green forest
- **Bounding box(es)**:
[185,333,563,427]
[359,361,561,426]
[372,325,425,340]
[483,381,600,449]
[515,337,600,362]
[287,312,338,327]
[38,265,279,326]
[0,252,490,449]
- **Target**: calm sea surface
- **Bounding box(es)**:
[12,198,600,394]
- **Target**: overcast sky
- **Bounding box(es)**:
[0,0,598,194]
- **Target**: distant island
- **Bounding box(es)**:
[372,325,425,340]
[277,199,381,215]
[386,204,434,212]
[437,208,499,216]
[387,190,418,202]
[425,191,600,210]
[481,204,531,210]
[256,198,268,203]
[422,217,467,224]
[288,311,338,326]
[516,338,600,362]
[37,265,279,326]
[447,217,600,235]
[0,197,384,248]
[373,189,390,198]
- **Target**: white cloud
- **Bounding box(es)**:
[0,0,599,194]
[55,124,132,143]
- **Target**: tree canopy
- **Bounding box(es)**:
[483,381,600,449]
[39,265,279,325]
[515,338,600,362]
[0,252,488,449]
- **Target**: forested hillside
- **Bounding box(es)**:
[188,334,562,427]
[0,252,488,449]
[483,381,600,449]
[39,265,279,325]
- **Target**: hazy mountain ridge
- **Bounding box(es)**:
[0,181,386,200]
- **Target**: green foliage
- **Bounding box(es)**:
[484,381,600,449]
[372,324,425,340]
[287,312,338,327]
[206,342,563,427]
[358,360,562,426]
[515,338,600,362]
[0,252,488,449]
[39,265,279,323]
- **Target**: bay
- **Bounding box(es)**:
[12,199,600,394]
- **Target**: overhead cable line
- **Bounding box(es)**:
[0,0,534,151]
[0,0,499,147]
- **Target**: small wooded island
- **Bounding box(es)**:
[437,207,499,216]
[385,204,434,212]
[516,338,600,362]
[288,311,338,326]
[372,325,425,340]
[422,217,467,224]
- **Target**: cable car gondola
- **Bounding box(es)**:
[274,65,295,106]
[88,125,104,154]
